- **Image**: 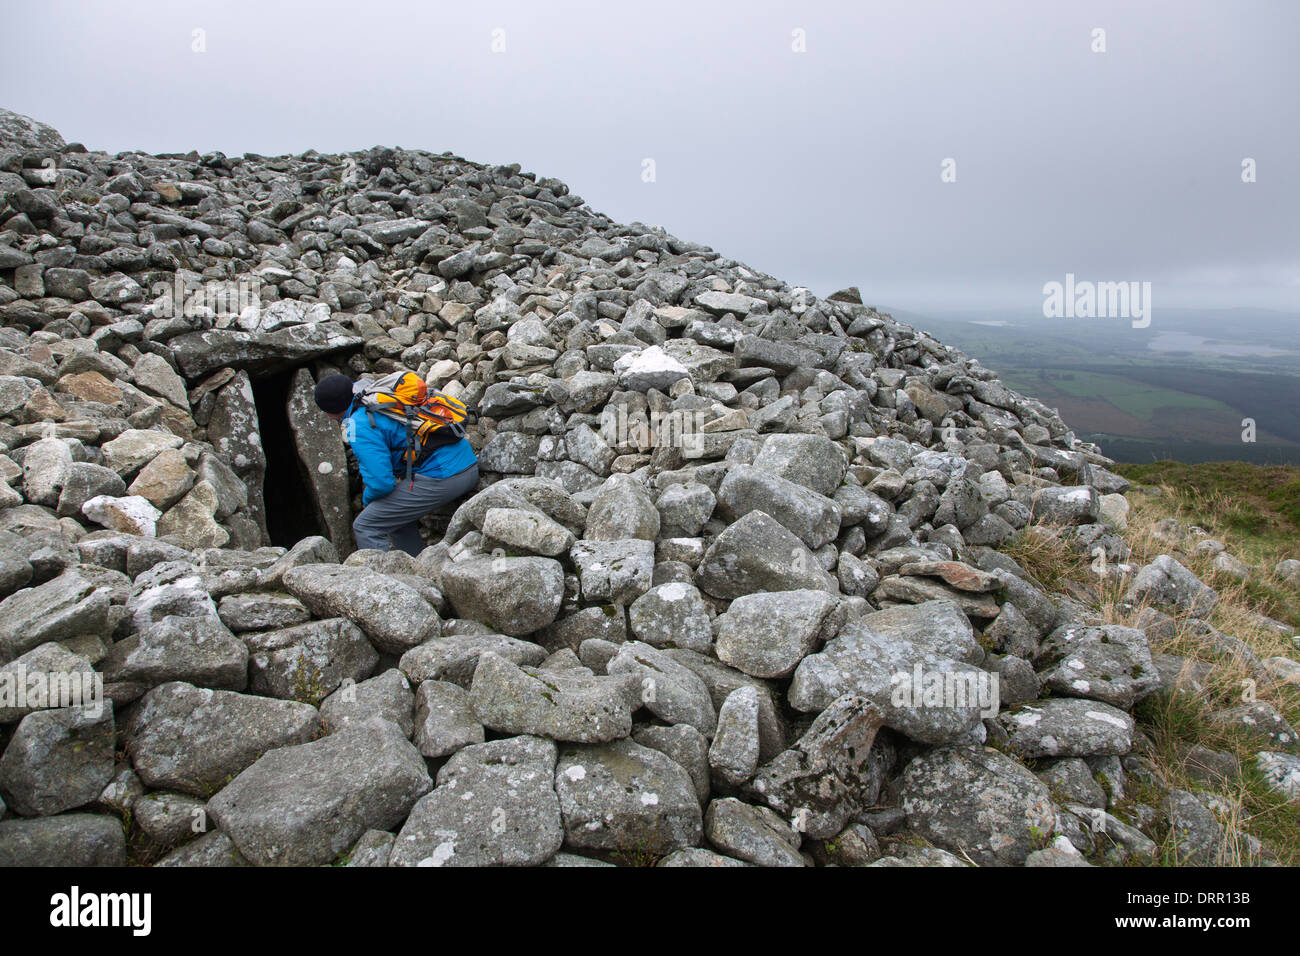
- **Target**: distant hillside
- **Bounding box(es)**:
[887,308,1300,465]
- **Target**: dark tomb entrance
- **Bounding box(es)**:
[251,368,330,547]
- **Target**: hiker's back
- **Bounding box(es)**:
[343,371,478,504]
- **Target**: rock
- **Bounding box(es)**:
[0,571,110,663]
[244,617,379,703]
[614,346,690,392]
[283,564,440,653]
[607,641,717,735]
[634,723,712,806]
[584,475,660,540]
[696,510,836,599]
[217,591,312,632]
[156,480,229,548]
[1162,790,1226,865]
[125,682,320,796]
[413,679,484,757]
[127,448,196,510]
[481,507,574,556]
[747,695,887,838]
[788,602,989,744]
[391,735,562,867]
[1208,702,1298,752]
[440,554,564,636]
[132,352,189,409]
[1036,624,1160,709]
[81,494,162,536]
[0,814,126,866]
[554,737,703,857]
[0,706,115,816]
[133,791,208,849]
[1255,751,1300,801]
[716,464,842,549]
[628,582,714,651]
[256,535,339,589]
[154,830,248,867]
[399,632,547,687]
[1030,486,1100,525]
[901,746,1056,866]
[1274,558,1300,587]
[319,668,415,737]
[1125,555,1218,618]
[714,589,842,678]
[286,367,353,555]
[343,829,396,867]
[569,539,655,605]
[658,848,751,867]
[469,651,640,742]
[999,699,1135,758]
[170,324,364,380]
[0,643,98,722]
[99,428,184,479]
[0,107,66,149]
[208,718,432,866]
[752,433,846,496]
[21,438,72,507]
[101,614,248,692]
[704,798,805,867]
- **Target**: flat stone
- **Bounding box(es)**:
[469,650,640,743]
[125,681,320,796]
[999,699,1135,758]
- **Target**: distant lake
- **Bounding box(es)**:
[1147,332,1291,357]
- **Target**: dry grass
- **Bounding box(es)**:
[1001,471,1300,865]
[1110,482,1300,866]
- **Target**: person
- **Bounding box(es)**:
[312,373,479,556]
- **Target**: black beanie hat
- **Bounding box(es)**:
[313,374,354,414]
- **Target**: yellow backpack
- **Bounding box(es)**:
[356,371,472,480]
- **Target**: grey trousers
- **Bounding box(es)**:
[352,465,479,556]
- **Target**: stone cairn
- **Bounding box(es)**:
[0,107,1277,867]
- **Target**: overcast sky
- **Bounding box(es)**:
[4,0,1297,314]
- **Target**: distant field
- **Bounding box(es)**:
[904,312,1300,464]
[999,368,1235,422]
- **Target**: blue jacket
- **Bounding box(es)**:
[343,402,478,505]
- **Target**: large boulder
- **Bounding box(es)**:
[0,572,110,663]
[439,554,565,636]
[390,735,563,867]
[715,465,842,549]
[901,746,1056,866]
[714,589,843,679]
[208,718,432,866]
[0,706,115,816]
[125,682,320,795]
[695,511,836,599]
[554,738,703,857]
[469,651,640,743]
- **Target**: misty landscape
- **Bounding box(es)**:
[903,308,1300,465]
